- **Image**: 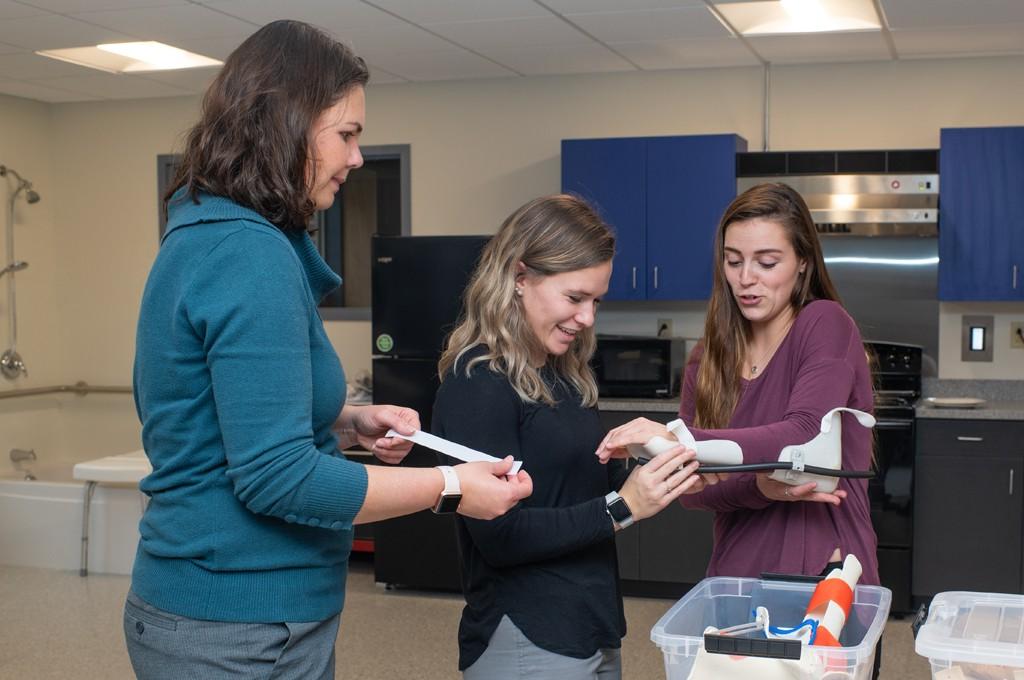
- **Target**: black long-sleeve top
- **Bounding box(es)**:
[432,347,631,670]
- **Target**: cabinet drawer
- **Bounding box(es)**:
[917,419,1024,456]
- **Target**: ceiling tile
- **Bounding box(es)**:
[0,13,133,50]
[369,0,550,24]
[0,50,101,79]
[339,23,464,57]
[364,44,516,81]
[545,0,706,12]
[480,42,636,76]
[748,30,891,64]
[891,24,1024,59]
[880,0,1024,30]
[424,16,592,51]
[0,0,49,20]
[70,5,257,42]
[35,71,193,98]
[612,36,762,69]
[198,0,400,32]
[564,7,732,42]
[16,0,189,12]
[0,76,100,101]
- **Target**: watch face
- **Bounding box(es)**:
[607,497,632,523]
[433,493,462,514]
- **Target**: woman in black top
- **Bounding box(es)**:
[433,194,719,679]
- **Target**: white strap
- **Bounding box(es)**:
[386,429,524,475]
[436,465,460,494]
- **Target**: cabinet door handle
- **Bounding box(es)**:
[956,436,983,442]
[653,266,659,290]
[1011,469,1015,496]
[631,266,637,290]
[1014,264,1019,290]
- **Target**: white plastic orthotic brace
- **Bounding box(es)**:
[628,407,875,493]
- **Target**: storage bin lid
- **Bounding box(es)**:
[915,591,1024,667]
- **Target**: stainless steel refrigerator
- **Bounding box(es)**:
[370,234,490,591]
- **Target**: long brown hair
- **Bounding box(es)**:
[164,20,369,231]
[439,194,615,407]
[694,182,842,427]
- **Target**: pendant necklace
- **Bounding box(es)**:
[748,319,793,376]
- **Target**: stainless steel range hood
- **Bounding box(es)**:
[736,173,938,236]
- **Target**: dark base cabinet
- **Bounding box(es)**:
[913,419,1024,598]
[599,409,714,594]
[373,510,461,592]
[371,447,463,592]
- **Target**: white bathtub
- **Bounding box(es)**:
[0,391,144,575]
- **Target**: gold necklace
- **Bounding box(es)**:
[747,320,793,376]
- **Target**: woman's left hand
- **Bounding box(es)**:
[595,417,674,463]
[755,474,847,506]
[349,404,421,464]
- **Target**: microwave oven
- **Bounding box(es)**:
[593,335,686,398]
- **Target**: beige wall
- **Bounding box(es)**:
[0,94,61,386]
[3,54,1024,403]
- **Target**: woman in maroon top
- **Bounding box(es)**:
[596,182,879,586]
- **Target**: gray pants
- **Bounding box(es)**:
[464,615,622,680]
[123,591,340,680]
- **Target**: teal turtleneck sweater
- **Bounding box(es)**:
[132,192,368,622]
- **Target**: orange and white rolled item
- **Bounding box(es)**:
[806,554,862,647]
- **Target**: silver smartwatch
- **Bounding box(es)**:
[605,491,634,529]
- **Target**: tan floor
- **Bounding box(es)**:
[0,559,933,679]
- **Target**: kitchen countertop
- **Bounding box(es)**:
[916,400,1024,421]
[598,397,680,413]
[918,378,1024,421]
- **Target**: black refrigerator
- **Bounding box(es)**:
[370,235,490,591]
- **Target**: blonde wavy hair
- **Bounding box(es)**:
[438,194,615,407]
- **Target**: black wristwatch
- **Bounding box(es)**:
[432,465,462,514]
[605,491,634,529]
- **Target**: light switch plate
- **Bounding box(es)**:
[962,315,994,362]
[1012,322,1024,349]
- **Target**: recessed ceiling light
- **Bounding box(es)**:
[714,0,880,36]
[36,42,222,74]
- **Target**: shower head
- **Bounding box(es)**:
[0,261,28,277]
[0,165,40,204]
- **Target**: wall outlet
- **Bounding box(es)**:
[1012,322,1024,349]
[656,318,673,338]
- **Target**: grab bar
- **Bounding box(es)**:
[0,381,131,400]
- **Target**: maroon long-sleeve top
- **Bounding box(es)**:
[679,300,880,584]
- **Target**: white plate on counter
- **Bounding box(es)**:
[924,397,986,409]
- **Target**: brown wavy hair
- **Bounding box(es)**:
[439,194,615,407]
[164,20,369,231]
[694,182,842,427]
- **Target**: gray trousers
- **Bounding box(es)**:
[123,591,340,680]
[463,615,622,680]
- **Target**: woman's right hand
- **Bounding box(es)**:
[617,447,703,522]
[454,457,533,520]
[755,474,847,506]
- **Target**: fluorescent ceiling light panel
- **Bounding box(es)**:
[714,0,880,36]
[37,42,221,74]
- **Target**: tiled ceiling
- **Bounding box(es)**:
[0,0,1021,103]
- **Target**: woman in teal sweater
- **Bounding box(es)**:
[126,20,531,680]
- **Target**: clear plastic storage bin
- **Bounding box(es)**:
[915,591,1024,680]
[651,576,891,680]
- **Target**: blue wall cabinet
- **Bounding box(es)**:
[939,127,1024,300]
[562,134,747,301]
